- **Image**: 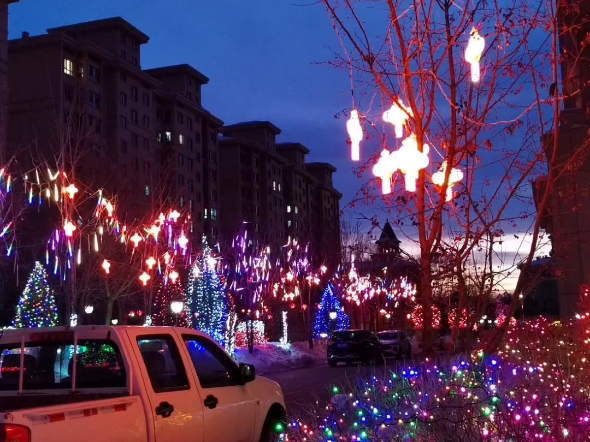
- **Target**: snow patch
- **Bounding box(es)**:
[233,341,326,375]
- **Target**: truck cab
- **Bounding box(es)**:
[0,326,285,442]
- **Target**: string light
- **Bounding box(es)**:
[347,109,363,161]
[383,99,412,138]
[431,160,464,202]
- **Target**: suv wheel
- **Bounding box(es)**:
[259,409,286,442]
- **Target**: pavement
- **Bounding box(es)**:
[267,358,411,416]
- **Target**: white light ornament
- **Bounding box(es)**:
[395,134,430,192]
[372,149,398,195]
[383,100,412,138]
[431,160,464,202]
[347,109,363,161]
[465,28,485,83]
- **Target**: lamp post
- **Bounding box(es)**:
[329,311,337,334]
[170,301,184,327]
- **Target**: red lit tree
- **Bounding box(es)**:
[151,269,189,327]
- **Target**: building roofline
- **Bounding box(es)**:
[219,137,288,163]
[47,17,149,44]
[224,120,282,135]
[305,162,337,173]
[158,92,223,126]
[144,64,209,85]
[276,142,310,155]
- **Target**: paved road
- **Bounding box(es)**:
[267,359,410,415]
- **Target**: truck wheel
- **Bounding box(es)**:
[259,407,286,442]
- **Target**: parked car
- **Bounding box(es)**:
[0,325,286,442]
[327,329,384,367]
[377,330,412,359]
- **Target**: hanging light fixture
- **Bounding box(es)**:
[383,100,412,138]
[432,160,464,202]
[465,28,485,83]
[346,109,363,161]
[372,149,398,195]
[394,134,430,192]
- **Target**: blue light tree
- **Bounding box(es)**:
[187,236,229,346]
[314,283,350,338]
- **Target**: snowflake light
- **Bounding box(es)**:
[383,100,412,138]
[139,271,151,286]
[431,160,464,201]
[372,149,397,195]
[395,134,430,192]
[101,259,111,274]
[347,109,363,161]
[465,28,485,83]
[63,220,76,237]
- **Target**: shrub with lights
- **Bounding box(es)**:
[187,236,229,346]
[13,261,59,328]
[284,318,590,441]
[314,283,350,338]
[235,320,267,348]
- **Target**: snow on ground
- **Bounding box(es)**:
[233,341,327,375]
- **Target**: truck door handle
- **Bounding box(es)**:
[204,395,218,409]
[155,401,174,418]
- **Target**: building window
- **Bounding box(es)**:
[179,134,184,145]
[287,220,292,227]
[157,132,162,143]
[119,116,127,129]
[188,138,194,151]
[189,179,194,192]
[120,50,126,60]
[131,41,138,50]
[187,118,193,130]
[186,91,192,100]
[287,205,291,213]
[78,64,84,77]
[131,133,138,148]
[196,172,201,183]
[89,91,101,109]
[165,131,172,142]
[131,87,138,102]
[188,158,194,171]
[177,112,184,124]
[178,154,184,167]
[131,57,138,67]
[156,109,163,121]
[63,58,74,76]
[143,162,151,175]
[120,72,127,82]
[273,181,276,191]
[196,192,202,202]
[134,157,139,172]
[121,34,126,44]
[121,140,128,153]
[131,109,138,125]
[89,65,100,83]
[208,151,216,163]
[196,152,201,162]
[143,93,150,106]
[211,209,218,220]
[143,115,150,128]
[120,92,127,106]
[145,185,150,196]
[143,138,149,151]
[204,209,208,220]
[195,132,201,143]
[210,132,216,143]
[178,174,185,186]
[295,206,299,214]
[210,170,217,181]
[64,85,74,101]
[210,189,217,202]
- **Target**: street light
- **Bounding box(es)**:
[111,319,118,325]
[329,311,337,320]
[84,305,94,314]
[170,301,184,326]
[329,311,337,334]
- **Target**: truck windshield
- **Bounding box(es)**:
[0,339,126,390]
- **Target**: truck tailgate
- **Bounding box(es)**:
[1,396,147,442]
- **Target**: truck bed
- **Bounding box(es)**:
[0,391,129,412]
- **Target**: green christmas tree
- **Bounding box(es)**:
[13,261,59,328]
[152,269,190,327]
[187,236,228,346]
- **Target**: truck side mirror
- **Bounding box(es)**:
[239,363,256,383]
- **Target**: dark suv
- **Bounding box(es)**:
[327,329,384,367]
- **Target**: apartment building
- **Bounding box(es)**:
[219,121,342,267]
[218,121,287,256]
[7,17,222,242]
[0,0,17,162]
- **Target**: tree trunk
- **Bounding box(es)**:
[105,297,115,325]
[420,258,434,355]
[449,272,467,354]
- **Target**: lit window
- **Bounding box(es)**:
[179,134,184,145]
[204,209,208,219]
[273,181,276,191]
[211,209,218,220]
[63,59,74,76]
[278,183,281,192]
[287,220,292,227]
[165,132,172,142]
[287,205,291,213]
[145,185,150,196]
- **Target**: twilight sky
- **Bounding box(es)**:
[7,0,551,290]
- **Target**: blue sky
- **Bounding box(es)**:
[8,0,359,205]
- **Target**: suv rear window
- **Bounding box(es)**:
[332,331,373,342]
[378,332,400,340]
[0,339,126,390]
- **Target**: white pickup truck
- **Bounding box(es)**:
[0,325,286,442]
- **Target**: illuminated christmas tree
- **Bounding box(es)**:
[187,236,229,346]
[152,269,190,327]
[314,283,350,338]
[13,261,59,328]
